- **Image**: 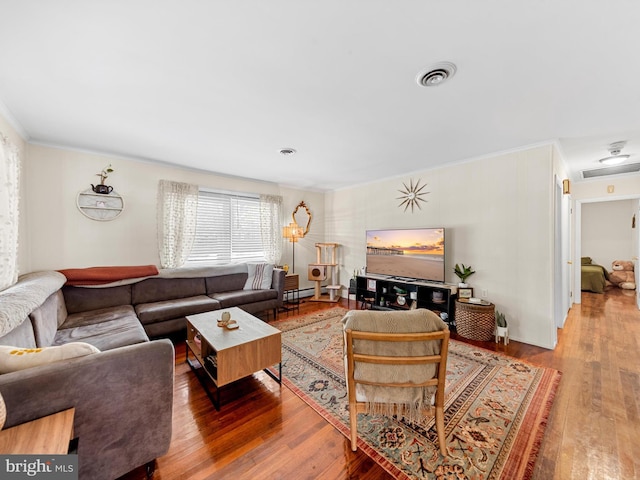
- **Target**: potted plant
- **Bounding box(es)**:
[495,310,509,344]
[92,164,115,194]
[453,263,475,287]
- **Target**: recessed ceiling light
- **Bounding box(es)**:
[279,148,296,156]
[416,62,457,87]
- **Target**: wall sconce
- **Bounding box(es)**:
[282,222,304,273]
[562,179,570,195]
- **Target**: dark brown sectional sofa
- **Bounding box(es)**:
[0,264,285,480]
[62,264,285,338]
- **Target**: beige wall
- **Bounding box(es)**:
[582,200,636,268]
[12,106,560,348]
[279,186,325,292]
[22,143,316,272]
[325,145,557,348]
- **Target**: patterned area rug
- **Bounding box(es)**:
[270,307,561,480]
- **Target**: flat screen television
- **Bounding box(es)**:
[366,228,445,283]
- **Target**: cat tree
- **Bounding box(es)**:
[309,243,340,303]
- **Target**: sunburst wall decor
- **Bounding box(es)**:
[397,178,429,213]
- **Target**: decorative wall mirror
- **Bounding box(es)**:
[292,201,312,237]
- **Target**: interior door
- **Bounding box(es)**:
[554,177,571,328]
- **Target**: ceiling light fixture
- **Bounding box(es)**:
[279,148,296,156]
[416,62,457,87]
[599,155,630,166]
[599,141,630,165]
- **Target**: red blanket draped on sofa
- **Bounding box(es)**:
[59,265,159,286]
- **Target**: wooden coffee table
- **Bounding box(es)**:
[185,307,282,409]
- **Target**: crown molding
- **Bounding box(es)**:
[0,99,29,141]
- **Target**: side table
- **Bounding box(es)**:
[283,273,300,312]
[455,299,495,341]
[0,407,75,454]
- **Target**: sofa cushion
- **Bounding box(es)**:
[0,342,100,374]
[243,263,274,290]
[55,315,148,351]
[29,291,68,347]
[132,277,206,304]
[0,318,37,349]
[135,296,221,325]
[60,305,137,329]
[205,273,247,294]
[209,289,277,308]
[63,284,133,314]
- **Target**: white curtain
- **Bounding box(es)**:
[0,133,20,291]
[157,180,199,269]
[260,194,283,264]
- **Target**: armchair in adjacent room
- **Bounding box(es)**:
[342,308,450,456]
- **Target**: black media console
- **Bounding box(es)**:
[355,274,457,327]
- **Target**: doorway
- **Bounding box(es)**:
[575,196,640,306]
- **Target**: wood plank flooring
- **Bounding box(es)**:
[119,288,640,480]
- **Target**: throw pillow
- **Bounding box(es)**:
[0,342,100,374]
[243,263,274,290]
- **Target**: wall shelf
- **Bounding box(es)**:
[76,189,124,221]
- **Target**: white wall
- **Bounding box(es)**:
[22,143,312,272]
[582,200,635,268]
[326,145,557,349]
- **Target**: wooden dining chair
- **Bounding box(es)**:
[343,309,450,456]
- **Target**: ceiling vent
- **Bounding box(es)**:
[581,162,640,179]
[416,62,457,87]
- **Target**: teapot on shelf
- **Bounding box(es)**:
[91,184,113,194]
[92,164,115,194]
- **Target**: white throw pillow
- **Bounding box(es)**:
[0,342,100,374]
[243,263,274,290]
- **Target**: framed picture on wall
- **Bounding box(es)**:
[458,287,473,299]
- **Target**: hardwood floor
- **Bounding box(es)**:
[119,289,640,480]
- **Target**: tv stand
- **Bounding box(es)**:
[355,275,457,327]
[390,276,416,282]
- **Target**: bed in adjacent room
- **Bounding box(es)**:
[581,257,610,294]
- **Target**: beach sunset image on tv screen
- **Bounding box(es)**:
[366,228,445,282]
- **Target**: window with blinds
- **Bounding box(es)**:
[186,190,266,265]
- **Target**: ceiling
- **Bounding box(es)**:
[1,1,640,191]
